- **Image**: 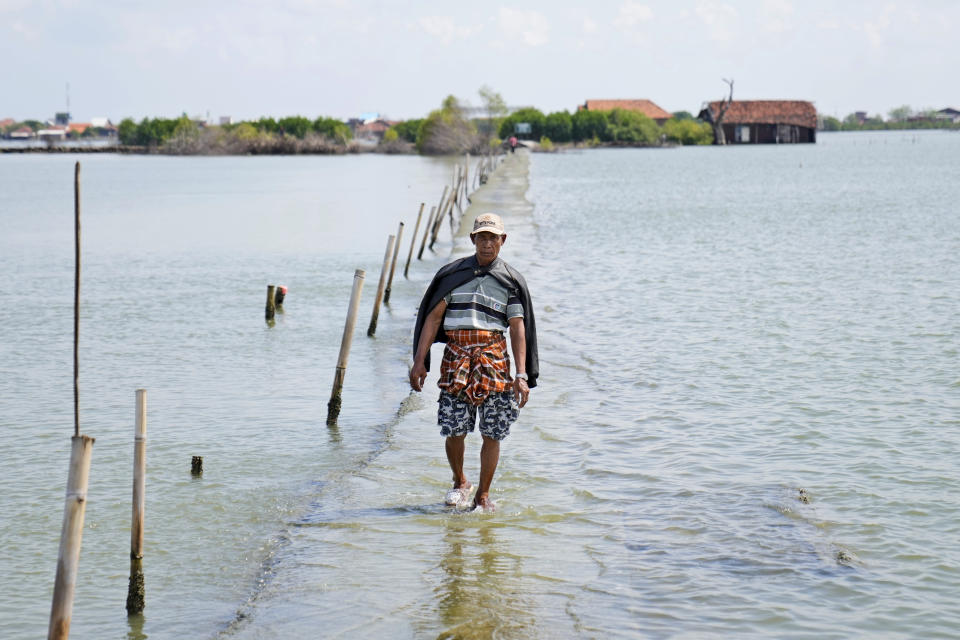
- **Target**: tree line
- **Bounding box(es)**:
[114,114,354,153]
[385,94,713,154]
[820,105,960,132]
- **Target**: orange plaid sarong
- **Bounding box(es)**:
[438,329,512,405]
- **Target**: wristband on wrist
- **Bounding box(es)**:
[515,373,528,381]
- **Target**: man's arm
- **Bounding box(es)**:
[508,316,529,407]
[409,299,447,392]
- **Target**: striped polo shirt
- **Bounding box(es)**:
[443,275,524,332]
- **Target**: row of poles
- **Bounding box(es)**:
[325,151,502,425]
[47,151,504,639]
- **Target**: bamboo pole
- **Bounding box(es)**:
[383,221,404,305]
[417,206,436,260]
[404,203,425,278]
[265,285,276,323]
[327,269,365,425]
[48,434,95,640]
[367,234,395,337]
[430,187,455,248]
[126,389,147,614]
[73,162,80,438]
[452,170,465,217]
[433,184,448,235]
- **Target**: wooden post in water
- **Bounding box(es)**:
[404,203,425,278]
[417,205,436,260]
[126,389,147,615]
[431,182,458,248]
[73,162,81,439]
[48,435,95,640]
[265,285,276,323]
[327,269,365,425]
[191,456,203,475]
[367,234,395,337]
[429,189,451,249]
[383,221,404,305]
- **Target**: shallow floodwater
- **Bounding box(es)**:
[2,132,959,639]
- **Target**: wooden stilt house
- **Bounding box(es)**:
[697,100,817,144]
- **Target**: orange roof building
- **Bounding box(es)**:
[579,99,673,125]
[697,100,817,144]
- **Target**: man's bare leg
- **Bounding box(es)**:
[474,435,500,510]
[445,434,470,490]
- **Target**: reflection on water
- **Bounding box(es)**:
[431,518,535,640]
[127,613,147,640]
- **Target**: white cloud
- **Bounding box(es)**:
[498,8,549,47]
[583,17,598,34]
[11,19,38,40]
[863,3,895,48]
[614,2,654,29]
[695,1,739,42]
[761,0,794,33]
[418,15,481,45]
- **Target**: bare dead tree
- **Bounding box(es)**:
[712,78,734,145]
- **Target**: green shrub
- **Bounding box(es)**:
[663,118,713,145]
[278,116,312,139]
[572,109,608,142]
[539,136,554,151]
[543,111,573,143]
[312,117,352,143]
[606,109,660,144]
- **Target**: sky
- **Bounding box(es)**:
[2,0,958,124]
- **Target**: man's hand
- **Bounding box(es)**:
[513,377,529,408]
[409,361,428,392]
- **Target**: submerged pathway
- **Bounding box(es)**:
[220,150,562,639]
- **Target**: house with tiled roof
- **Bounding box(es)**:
[8,126,35,139]
[697,100,817,144]
[579,99,673,126]
[67,123,90,136]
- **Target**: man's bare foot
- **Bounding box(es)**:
[444,482,474,507]
[472,494,496,512]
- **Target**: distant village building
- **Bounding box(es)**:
[67,123,90,136]
[37,126,67,141]
[350,117,398,141]
[579,99,673,126]
[9,126,36,139]
[936,108,960,124]
[697,100,817,144]
[219,116,234,126]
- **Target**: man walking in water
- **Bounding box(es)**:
[410,213,538,511]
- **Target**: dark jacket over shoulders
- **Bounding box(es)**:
[413,255,539,388]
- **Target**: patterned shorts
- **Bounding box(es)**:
[438,390,519,441]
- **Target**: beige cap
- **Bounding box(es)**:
[470,212,505,236]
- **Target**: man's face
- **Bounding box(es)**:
[472,231,506,266]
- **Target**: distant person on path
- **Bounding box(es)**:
[410,213,538,511]
[509,135,518,153]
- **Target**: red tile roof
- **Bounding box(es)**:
[581,99,672,121]
[703,100,816,128]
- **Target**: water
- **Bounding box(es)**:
[2,132,959,638]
